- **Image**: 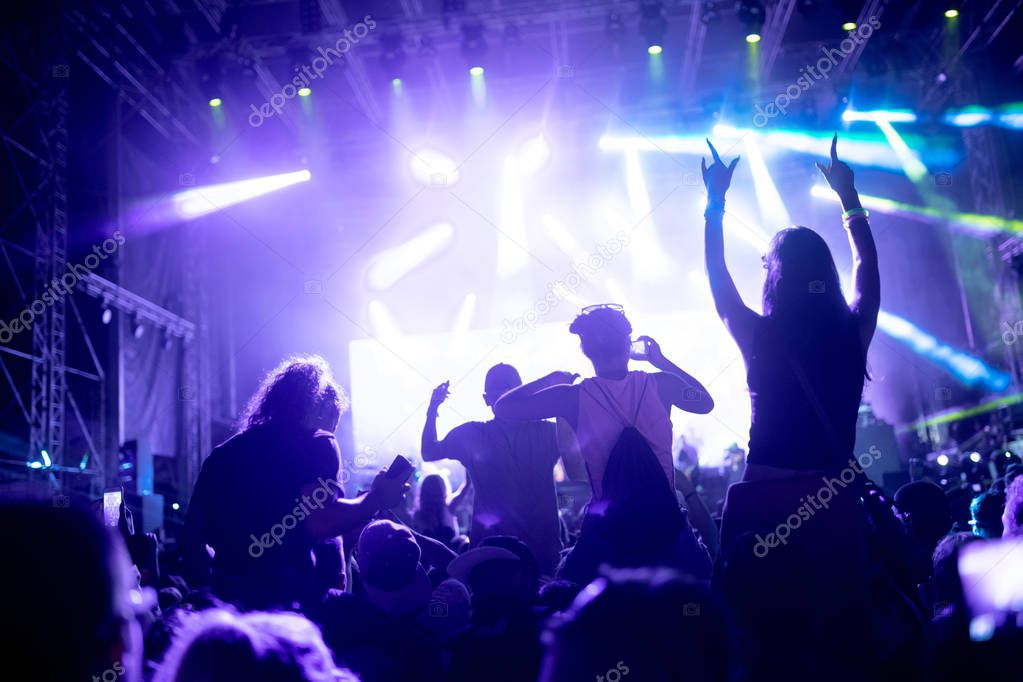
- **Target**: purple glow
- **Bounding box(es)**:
[172,169,311,220]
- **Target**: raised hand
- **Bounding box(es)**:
[815,134,856,200]
[428,381,450,411]
[701,139,740,202]
[636,335,664,365]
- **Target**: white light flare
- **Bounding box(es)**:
[367,222,455,290]
[623,148,670,280]
[172,169,311,219]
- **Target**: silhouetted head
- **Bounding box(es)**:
[930,532,982,614]
[569,305,632,373]
[539,567,727,682]
[242,355,349,433]
[418,474,449,510]
[154,608,353,682]
[0,499,144,682]
[484,363,522,407]
[894,481,952,551]
[762,227,848,322]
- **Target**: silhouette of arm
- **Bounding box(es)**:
[843,195,880,347]
[817,134,880,348]
[493,372,580,424]
[638,337,714,414]
[701,141,760,350]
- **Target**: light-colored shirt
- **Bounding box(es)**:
[576,371,673,498]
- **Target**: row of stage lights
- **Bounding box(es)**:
[202,5,962,108]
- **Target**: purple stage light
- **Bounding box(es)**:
[172,169,311,219]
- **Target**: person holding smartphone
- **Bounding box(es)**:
[493,305,714,499]
[183,355,407,610]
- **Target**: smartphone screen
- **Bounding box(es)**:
[103,489,122,528]
[959,537,1023,640]
[629,339,648,360]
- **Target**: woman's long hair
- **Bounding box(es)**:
[240,355,348,432]
[762,227,867,376]
[762,227,849,323]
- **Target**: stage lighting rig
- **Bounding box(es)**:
[638,1,667,52]
[606,10,625,40]
[380,30,407,78]
[738,0,766,42]
[701,1,722,26]
[460,20,487,65]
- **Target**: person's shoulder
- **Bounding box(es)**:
[451,421,486,436]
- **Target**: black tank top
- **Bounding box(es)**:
[745,314,866,471]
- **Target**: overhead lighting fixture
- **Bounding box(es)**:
[647,44,663,55]
[132,315,145,339]
[738,0,766,42]
[945,9,959,19]
[297,87,311,97]
[208,97,223,108]
[842,22,857,31]
[639,1,667,51]
[469,65,484,76]
[460,20,487,65]
[101,303,113,325]
[380,29,407,78]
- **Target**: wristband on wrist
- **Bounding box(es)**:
[705,198,726,217]
[842,207,869,221]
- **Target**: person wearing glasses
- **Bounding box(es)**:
[494,304,714,499]
[701,135,880,480]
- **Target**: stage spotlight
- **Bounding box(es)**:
[639,1,667,51]
[40,450,51,468]
[469,65,484,76]
[647,44,663,55]
[367,222,454,290]
[945,9,959,19]
[497,157,529,277]
[391,78,403,96]
[196,54,223,107]
[410,149,460,187]
[297,87,311,97]
[162,332,174,350]
[623,148,670,279]
[969,452,982,463]
[937,454,950,467]
[945,106,992,127]
[172,169,312,220]
[381,29,407,77]
[516,134,550,174]
[875,310,1011,392]
[132,316,145,339]
[842,22,857,31]
[101,304,113,325]
[842,108,917,123]
[738,0,765,41]
[743,135,792,227]
[460,20,487,65]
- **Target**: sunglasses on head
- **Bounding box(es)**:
[580,303,625,315]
